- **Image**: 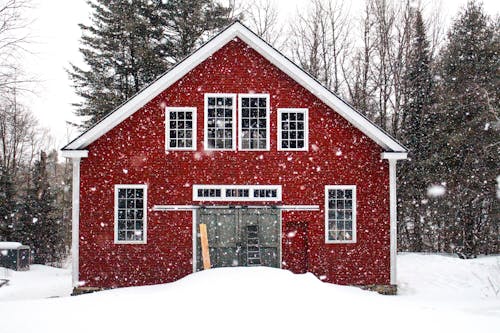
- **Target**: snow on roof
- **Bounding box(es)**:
[0,242,23,250]
[62,21,407,153]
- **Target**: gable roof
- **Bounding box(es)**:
[63,21,407,153]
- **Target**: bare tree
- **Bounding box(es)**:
[0,0,32,94]
[245,0,284,47]
[288,0,351,93]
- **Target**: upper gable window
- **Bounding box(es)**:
[238,94,270,151]
[166,107,197,150]
[278,108,308,151]
[204,94,236,150]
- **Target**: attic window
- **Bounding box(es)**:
[325,185,356,244]
[204,94,236,150]
[115,185,147,244]
[278,108,308,151]
[166,107,197,150]
[238,94,270,150]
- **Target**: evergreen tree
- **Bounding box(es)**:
[433,1,499,256]
[70,0,169,129]
[0,166,16,241]
[70,0,233,129]
[17,152,66,264]
[398,8,435,252]
[158,0,233,62]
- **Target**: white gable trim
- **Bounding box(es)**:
[63,21,406,153]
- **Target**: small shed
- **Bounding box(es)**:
[0,242,30,271]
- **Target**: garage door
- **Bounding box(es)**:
[196,208,280,270]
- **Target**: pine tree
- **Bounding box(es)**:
[70,0,169,129]
[0,166,16,241]
[398,8,435,252]
[70,0,233,129]
[158,0,233,62]
[17,152,66,264]
[433,1,499,256]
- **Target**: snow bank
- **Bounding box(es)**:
[0,265,71,301]
[0,255,500,333]
[398,253,500,316]
[0,254,498,333]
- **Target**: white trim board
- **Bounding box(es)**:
[62,21,406,153]
[153,204,319,211]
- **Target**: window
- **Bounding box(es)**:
[325,185,356,243]
[278,108,308,151]
[115,185,147,244]
[204,94,236,150]
[238,94,270,150]
[193,185,281,201]
[166,107,197,150]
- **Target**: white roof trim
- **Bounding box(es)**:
[63,21,406,152]
[61,150,88,158]
[381,152,408,160]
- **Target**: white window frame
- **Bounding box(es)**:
[193,184,282,202]
[325,185,356,244]
[114,184,148,244]
[165,107,197,151]
[277,108,309,151]
[238,93,270,151]
[204,93,237,151]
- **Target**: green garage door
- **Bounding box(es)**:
[196,208,280,270]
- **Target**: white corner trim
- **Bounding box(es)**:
[71,158,82,288]
[192,210,197,273]
[63,22,406,153]
[114,184,148,245]
[388,159,398,285]
[165,107,197,151]
[324,185,357,244]
[381,152,408,160]
[277,108,309,151]
[61,150,89,158]
[204,93,237,151]
[238,93,270,151]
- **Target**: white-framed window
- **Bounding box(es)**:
[238,94,270,151]
[193,185,282,201]
[115,184,147,244]
[204,93,236,150]
[325,185,356,243]
[278,108,308,151]
[166,107,197,150]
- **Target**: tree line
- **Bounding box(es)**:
[0,0,71,265]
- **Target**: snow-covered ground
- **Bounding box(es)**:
[0,254,498,333]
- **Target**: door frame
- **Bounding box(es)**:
[192,206,282,272]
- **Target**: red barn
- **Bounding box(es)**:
[62,21,407,294]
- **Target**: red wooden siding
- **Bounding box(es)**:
[78,38,390,288]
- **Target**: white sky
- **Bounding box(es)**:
[20,0,499,149]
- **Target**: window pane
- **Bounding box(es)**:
[280,111,306,150]
[327,187,355,242]
[241,96,267,150]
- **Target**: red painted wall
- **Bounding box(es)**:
[78,38,390,289]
